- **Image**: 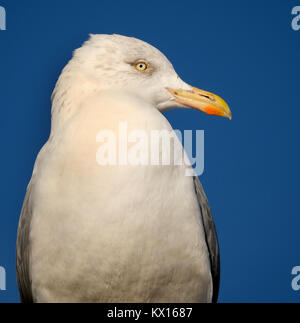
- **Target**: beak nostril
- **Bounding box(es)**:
[199,94,214,101]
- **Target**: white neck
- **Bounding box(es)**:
[50,60,100,135]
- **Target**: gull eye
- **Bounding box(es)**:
[134,61,149,72]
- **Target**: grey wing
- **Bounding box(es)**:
[193,176,220,303]
[16,182,34,303]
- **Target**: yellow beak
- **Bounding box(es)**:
[167,86,232,120]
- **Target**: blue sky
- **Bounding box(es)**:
[0,0,300,302]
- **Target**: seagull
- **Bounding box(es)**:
[16,34,231,303]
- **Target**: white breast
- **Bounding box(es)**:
[29,92,212,302]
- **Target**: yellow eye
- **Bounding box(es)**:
[134,61,149,72]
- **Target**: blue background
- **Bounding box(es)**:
[0,0,299,303]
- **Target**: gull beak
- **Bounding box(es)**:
[167,86,232,120]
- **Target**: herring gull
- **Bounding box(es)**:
[17,34,231,303]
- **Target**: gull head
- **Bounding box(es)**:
[55,34,231,119]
